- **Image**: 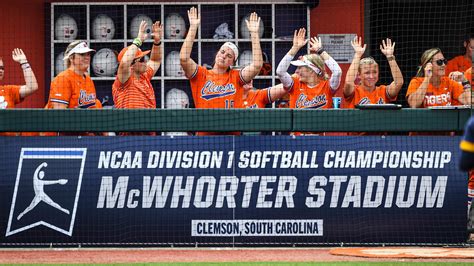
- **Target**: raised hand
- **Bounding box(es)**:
[245,12,261,35]
[152,21,163,42]
[12,48,27,64]
[292,28,307,50]
[449,71,465,82]
[380,38,395,57]
[351,36,366,57]
[309,36,323,53]
[424,62,433,79]
[187,7,200,28]
[137,20,149,42]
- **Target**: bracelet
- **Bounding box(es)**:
[21,63,31,70]
[316,48,325,55]
[386,55,395,61]
[20,61,29,65]
[153,41,161,46]
[132,38,142,47]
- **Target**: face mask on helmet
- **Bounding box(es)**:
[129,14,153,39]
[92,14,116,41]
[92,48,118,77]
[165,13,186,39]
[165,51,185,77]
[240,13,264,39]
[55,14,78,41]
[55,52,67,75]
[166,88,190,109]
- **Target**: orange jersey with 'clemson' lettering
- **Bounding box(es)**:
[243,88,271,108]
[287,76,334,109]
[189,66,245,109]
[48,69,98,109]
[112,66,156,109]
[344,85,396,108]
[406,77,464,107]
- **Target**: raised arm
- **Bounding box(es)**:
[344,36,366,97]
[117,20,148,84]
[380,38,403,98]
[148,21,163,75]
[309,36,342,91]
[276,28,307,88]
[408,63,431,108]
[12,49,38,99]
[240,12,263,83]
[180,7,199,78]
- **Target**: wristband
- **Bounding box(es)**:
[386,55,395,61]
[132,38,142,47]
[153,41,161,46]
[316,48,325,55]
[21,63,31,70]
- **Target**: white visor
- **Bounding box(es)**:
[290,58,322,75]
[63,41,96,60]
[221,42,239,60]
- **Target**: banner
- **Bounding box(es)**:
[0,136,467,245]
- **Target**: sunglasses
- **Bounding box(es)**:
[132,57,146,65]
[433,58,448,66]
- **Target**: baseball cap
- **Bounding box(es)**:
[290,57,322,75]
[118,46,151,62]
[63,41,96,60]
[221,42,239,60]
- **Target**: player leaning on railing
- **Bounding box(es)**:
[179,7,263,135]
[0,49,39,136]
[343,36,403,108]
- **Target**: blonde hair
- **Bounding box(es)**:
[358,57,378,72]
[303,54,328,80]
[416,48,441,77]
[63,40,83,68]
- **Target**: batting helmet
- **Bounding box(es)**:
[165,51,185,77]
[55,52,67,75]
[165,13,186,39]
[92,48,118,77]
[240,13,264,39]
[129,14,153,39]
[92,14,115,41]
[55,14,78,41]
[166,88,190,109]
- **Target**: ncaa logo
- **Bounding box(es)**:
[6,148,87,237]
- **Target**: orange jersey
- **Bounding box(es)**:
[48,69,98,109]
[243,88,271,108]
[287,77,334,109]
[112,66,156,109]
[0,85,21,109]
[446,55,472,75]
[189,66,245,109]
[466,68,472,82]
[406,77,464,107]
[344,85,396,108]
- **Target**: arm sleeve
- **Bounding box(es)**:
[325,57,342,91]
[276,54,294,89]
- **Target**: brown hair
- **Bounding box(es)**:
[416,48,441,77]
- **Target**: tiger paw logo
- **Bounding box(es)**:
[201,81,236,100]
[0,96,8,109]
[295,94,327,109]
[6,148,87,237]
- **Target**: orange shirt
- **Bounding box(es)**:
[112,66,156,109]
[48,69,98,109]
[243,88,271,108]
[466,68,472,82]
[446,55,471,75]
[344,85,396,108]
[406,77,464,107]
[189,66,245,109]
[0,85,21,109]
[287,77,334,109]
